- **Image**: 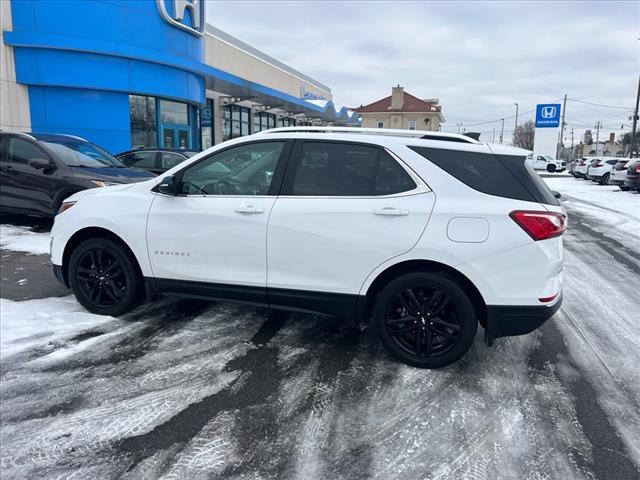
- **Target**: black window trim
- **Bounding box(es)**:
[279,139,428,198]
[155,139,293,198]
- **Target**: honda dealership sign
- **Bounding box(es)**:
[157,0,205,36]
[533,103,562,159]
[535,103,561,128]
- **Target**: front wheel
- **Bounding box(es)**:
[373,272,478,368]
[547,164,557,173]
[619,185,631,191]
[68,237,142,316]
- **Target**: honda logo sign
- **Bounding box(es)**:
[535,103,561,128]
[157,0,205,36]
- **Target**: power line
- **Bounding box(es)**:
[567,98,634,110]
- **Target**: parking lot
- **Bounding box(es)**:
[1,175,639,480]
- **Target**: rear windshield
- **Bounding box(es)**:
[409,146,559,206]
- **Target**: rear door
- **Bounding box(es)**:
[266,140,434,298]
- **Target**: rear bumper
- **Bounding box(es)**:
[485,294,562,346]
[625,177,640,189]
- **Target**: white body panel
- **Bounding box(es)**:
[610,161,631,184]
[267,191,434,294]
[146,194,275,286]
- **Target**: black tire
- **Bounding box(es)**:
[619,186,631,191]
[68,237,143,316]
[546,164,556,173]
[600,173,610,185]
[373,272,478,368]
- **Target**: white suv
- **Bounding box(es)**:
[51,127,566,368]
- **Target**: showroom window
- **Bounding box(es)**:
[285,142,415,196]
[200,99,214,150]
[130,95,157,149]
[279,117,297,127]
[254,112,276,132]
[223,105,251,141]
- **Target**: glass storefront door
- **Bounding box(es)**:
[161,124,191,149]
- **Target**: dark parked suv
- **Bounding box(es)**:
[116,148,198,175]
[0,132,154,217]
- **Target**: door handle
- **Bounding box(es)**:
[235,204,265,214]
[373,207,409,216]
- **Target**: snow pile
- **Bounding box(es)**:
[0,224,51,255]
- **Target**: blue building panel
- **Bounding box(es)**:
[29,86,132,153]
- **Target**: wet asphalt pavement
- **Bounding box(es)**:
[1,205,639,479]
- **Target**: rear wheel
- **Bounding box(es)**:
[619,185,631,191]
[547,164,556,173]
[68,237,142,316]
[373,272,478,368]
[600,173,610,185]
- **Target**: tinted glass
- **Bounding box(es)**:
[8,138,46,164]
[375,152,416,195]
[43,140,123,168]
[161,152,186,170]
[289,142,415,196]
[179,142,284,196]
[121,151,156,168]
[410,146,559,205]
[291,143,378,196]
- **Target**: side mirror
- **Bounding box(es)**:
[552,190,562,199]
[157,175,177,195]
[29,158,54,170]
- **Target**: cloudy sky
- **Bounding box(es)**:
[207,1,638,143]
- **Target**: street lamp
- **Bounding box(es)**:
[456,123,463,134]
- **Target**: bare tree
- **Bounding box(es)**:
[512,120,534,150]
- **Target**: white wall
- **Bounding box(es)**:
[0,1,30,132]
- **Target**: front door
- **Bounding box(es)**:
[161,124,191,150]
[146,140,290,301]
[0,136,60,215]
[267,140,434,297]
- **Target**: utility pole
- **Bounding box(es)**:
[456,123,462,134]
[513,102,519,133]
[630,74,640,157]
[492,128,496,143]
[571,128,574,160]
[594,120,601,156]
[557,94,567,158]
[499,118,504,144]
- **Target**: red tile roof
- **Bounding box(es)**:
[355,91,442,113]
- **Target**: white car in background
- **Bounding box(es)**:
[586,157,619,185]
[574,157,596,178]
[609,159,633,190]
[526,154,566,173]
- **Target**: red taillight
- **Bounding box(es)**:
[539,293,559,303]
[510,210,567,241]
[636,164,640,174]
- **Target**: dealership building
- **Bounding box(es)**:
[0,0,359,154]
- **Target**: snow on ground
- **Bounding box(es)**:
[544,176,640,247]
[0,225,51,255]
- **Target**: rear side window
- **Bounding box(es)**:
[8,138,46,164]
[120,151,156,168]
[409,146,559,205]
[287,142,416,196]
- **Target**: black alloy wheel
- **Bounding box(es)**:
[69,237,142,316]
[374,272,478,368]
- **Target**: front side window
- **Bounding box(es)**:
[287,142,416,196]
[178,142,285,196]
[8,138,47,164]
